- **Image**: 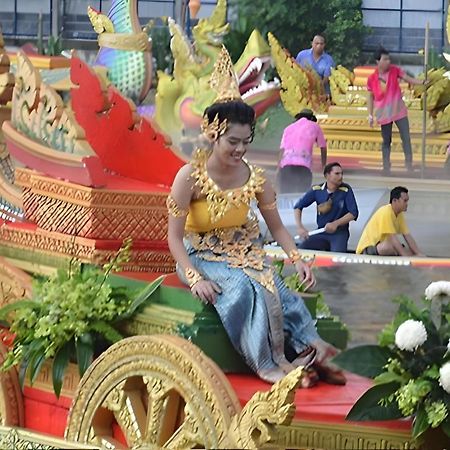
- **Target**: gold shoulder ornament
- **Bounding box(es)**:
[191,149,265,223]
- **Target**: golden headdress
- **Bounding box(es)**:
[201,46,242,140]
[209,46,242,104]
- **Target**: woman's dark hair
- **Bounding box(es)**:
[203,100,256,128]
[323,161,341,176]
[295,109,317,122]
[374,46,389,61]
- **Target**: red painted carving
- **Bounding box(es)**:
[70,57,185,187]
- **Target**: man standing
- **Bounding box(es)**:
[356,186,424,256]
[294,162,358,252]
[296,34,335,98]
[367,47,426,174]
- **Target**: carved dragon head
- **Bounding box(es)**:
[191,0,230,46]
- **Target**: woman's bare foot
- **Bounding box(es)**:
[311,339,347,385]
[300,367,319,388]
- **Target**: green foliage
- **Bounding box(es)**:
[45,35,63,57]
[147,24,174,75]
[0,239,164,397]
[346,381,403,421]
[272,259,330,317]
[332,345,391,378]
[223,16,255,63]
[334,289,450,440]
[231,0,368,68]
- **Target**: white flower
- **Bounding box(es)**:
[425,281,450,300]
[395,320,427,351]
[439,362,450,394]
[448,339,450,352]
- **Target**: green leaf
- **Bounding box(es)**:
[118,276,164,320]
[76,333,94,377]
[412,405,430,439]
[90,321,123,343]
[332,345,392,378]
[346,382,403,421]
[29,352,46,385]
[374,371,404,385]
[52,340,72,397]
[0,300,40,319]
[18,358,30,389]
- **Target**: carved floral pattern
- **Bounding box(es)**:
[65,335,241,448]
[0,224,175,273]
[0,343,24,428]
[11,52,93,156]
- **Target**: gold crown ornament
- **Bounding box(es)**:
[209,46,242,104]
[201,46,242,141]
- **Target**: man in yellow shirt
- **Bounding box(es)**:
[356,186,424,256]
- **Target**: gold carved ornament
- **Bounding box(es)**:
[98,32,151,52]
[209,46,241,104]
[190,149,265,223]
[65,335,241,449]
[11,51,94,155]
[0,343,24,428]
[186,217,276,293]
[201,45,243,141]
[227,366,304,448]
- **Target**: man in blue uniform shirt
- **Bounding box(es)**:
[294,162,358,252]
[296,34,335,97]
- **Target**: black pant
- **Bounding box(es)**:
[380,116,413,170]
[276,165,313,194]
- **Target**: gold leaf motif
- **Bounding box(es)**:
[190,149,265,223]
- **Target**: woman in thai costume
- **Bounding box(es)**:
[167,47,345,385]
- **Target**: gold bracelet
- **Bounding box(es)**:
[258,200,277,211]
[166,195,189,218]
[288,249,301,264]
[185,267,203,288]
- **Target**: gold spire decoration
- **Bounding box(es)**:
[209,46,241,103]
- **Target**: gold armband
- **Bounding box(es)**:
[258,200,277,211]
[166,195,189,218]
[185,267,203,288]
[288,249,301,264]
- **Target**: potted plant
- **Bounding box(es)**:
[333,281,450,449]
[0,239,163,397]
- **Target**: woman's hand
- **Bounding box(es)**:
[191,280,222,304]
[295,260,316,291]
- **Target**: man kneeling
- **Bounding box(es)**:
[356,186,425,256]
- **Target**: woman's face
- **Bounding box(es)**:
[214,123,253,166]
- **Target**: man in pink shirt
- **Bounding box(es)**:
[277,109,327,193]
[367,47,425,174]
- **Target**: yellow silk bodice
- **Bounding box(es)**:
[185,149,265,233]
[185,199,250,233]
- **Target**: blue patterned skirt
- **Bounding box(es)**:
[182,221,320,382]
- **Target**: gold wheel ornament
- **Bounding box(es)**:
[0,342,24,427]
[65,335,241,449]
